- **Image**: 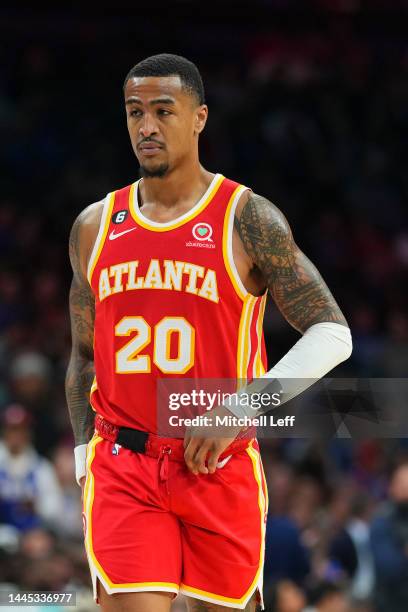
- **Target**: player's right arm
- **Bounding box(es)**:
[65,202,102,484]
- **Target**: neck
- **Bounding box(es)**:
[139,158,213,209]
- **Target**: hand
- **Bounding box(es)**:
[183,404,243,475]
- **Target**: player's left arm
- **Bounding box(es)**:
[234,192,348,332]
[184,192,352,476]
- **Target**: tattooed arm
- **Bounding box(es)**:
[65,203,102,448]
[234,192,348,331]
[217,191,352,419]
[184,192,352,476]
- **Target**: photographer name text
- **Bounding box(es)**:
[168,414,295,427]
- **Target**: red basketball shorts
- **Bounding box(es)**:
[83,434,268,609]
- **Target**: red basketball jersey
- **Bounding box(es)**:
[87,173,267,433]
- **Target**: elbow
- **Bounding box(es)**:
[308,321,353,367]
[329,322,353,365]
[341,325,353,361]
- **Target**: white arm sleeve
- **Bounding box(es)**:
[74,444,88,485]
[226,322,352,418]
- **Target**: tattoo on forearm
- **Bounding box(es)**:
[65,357,95,445]
[235,193,347,332]
[66,215,96,445]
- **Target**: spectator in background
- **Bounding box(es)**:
[345,494,375,604]
[51,445,82,540]
[378,312,408,377]
[329,492,375,606]
[265,579,307,612]
[0,404,63,531]
[18,527,73,592]
[8,352,61,455]
[304,582,348,612]
[264,514,310,589]
[370,458,408,612]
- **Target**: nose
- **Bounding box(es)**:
[139,112,158,138]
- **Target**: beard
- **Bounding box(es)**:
[139,163,169,179]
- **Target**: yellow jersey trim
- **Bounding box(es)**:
[222,184,249,302]
[236,295,257,383]
[129,174,224,232]
[254,293,267,378]
[87,193,116,285]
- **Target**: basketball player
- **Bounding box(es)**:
[66,54,352,612]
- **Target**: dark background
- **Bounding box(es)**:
[0,3,407,611]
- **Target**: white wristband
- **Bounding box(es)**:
[74,444,88,486]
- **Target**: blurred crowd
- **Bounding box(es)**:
[0,6,407,612]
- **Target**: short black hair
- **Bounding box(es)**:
[124,53,205,105]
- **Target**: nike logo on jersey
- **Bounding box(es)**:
[109,228,137,240]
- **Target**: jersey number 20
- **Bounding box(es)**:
[115,316,195,374]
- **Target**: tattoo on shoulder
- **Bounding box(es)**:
[235,193,347,332]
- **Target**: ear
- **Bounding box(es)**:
[194,105,208,135]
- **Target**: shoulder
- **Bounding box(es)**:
[69,199,105,279]
[235,190,290,230]
[233,190,292,253]
[70,199,105,235]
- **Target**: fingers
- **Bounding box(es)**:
[183,430,191,449]
[184,437,201,474]
[207,447,223,474]
[192,441,211,475]
[184,437,211,475]
[184,438,227,475]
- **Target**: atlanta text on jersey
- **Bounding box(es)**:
[98,258,219,303]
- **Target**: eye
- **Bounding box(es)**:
[157,109,171,116]
[129,109,142,117]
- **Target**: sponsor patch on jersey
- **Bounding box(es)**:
[112,210,128,224]
[192,222,213,242]
[187,222,215,248]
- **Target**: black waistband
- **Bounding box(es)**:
[116,426,149,453]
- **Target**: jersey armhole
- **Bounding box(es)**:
[86,192,115,285]
[222,184,251,301]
